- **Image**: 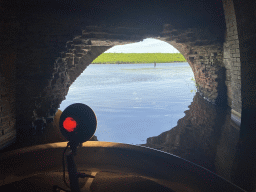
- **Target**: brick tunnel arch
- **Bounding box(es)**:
[3,0,256,190]
[52,27,228,120]
[1,0,243,151]
[3,27,230,150]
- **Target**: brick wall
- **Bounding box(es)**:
[0,54,16,149]
[0,5,18,149]
[162,25,226,105]
[143,92,239,179]
[226,0,256,191]
[223,0,242,118]
[0,0,231,149]
[190,46,226,105]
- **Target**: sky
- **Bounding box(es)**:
[105,38,180,53]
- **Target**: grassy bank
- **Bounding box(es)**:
[91,53,186,64]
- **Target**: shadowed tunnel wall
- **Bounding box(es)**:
[1,0,256,190]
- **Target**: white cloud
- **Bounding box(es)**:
[105,38,180,53]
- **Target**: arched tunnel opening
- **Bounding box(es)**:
[1,27,237,184]
[58,38,197,146]
[5,33,238,181]
[2,0,256,191]
[1,1,233,153]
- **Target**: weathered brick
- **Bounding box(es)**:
[233,35,238,40]
[234,70,241,75]
[232,53,240,58]
[223,51,231,59]
[230,26,236,32]
[230,49,236,53]
[229,40,235,45]
[0,0,249,153]
[231,57,237,62]
[233,62,240,67]
[232,44,239,49]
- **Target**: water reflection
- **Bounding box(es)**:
[141,92,240,182]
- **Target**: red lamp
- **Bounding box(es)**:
[59,103,97,146]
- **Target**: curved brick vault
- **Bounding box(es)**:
[1,0,256,190]
[0,0,245,154]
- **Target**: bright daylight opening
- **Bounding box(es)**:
[59,38,196,145]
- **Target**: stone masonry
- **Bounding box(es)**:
[0,54,16,149]
[1,24,231,148]
[161,25,226,105]
[142,92,239,182]
[0,0,246,158]
[223,0,242,118]
[0,9,18,149]
[3,0,256,190]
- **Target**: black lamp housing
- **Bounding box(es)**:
[59,103,97,146]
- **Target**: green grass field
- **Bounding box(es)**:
[91,53,186,64]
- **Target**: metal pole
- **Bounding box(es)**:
[66,150,80,192]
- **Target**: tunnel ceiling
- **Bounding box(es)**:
[5,0,226,33]
[2,1,256,191]
[1,0,229,150]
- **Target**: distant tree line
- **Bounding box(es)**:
[91,53,186,64]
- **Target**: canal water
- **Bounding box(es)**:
[59,62,240,182]
[59,63,196,145]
